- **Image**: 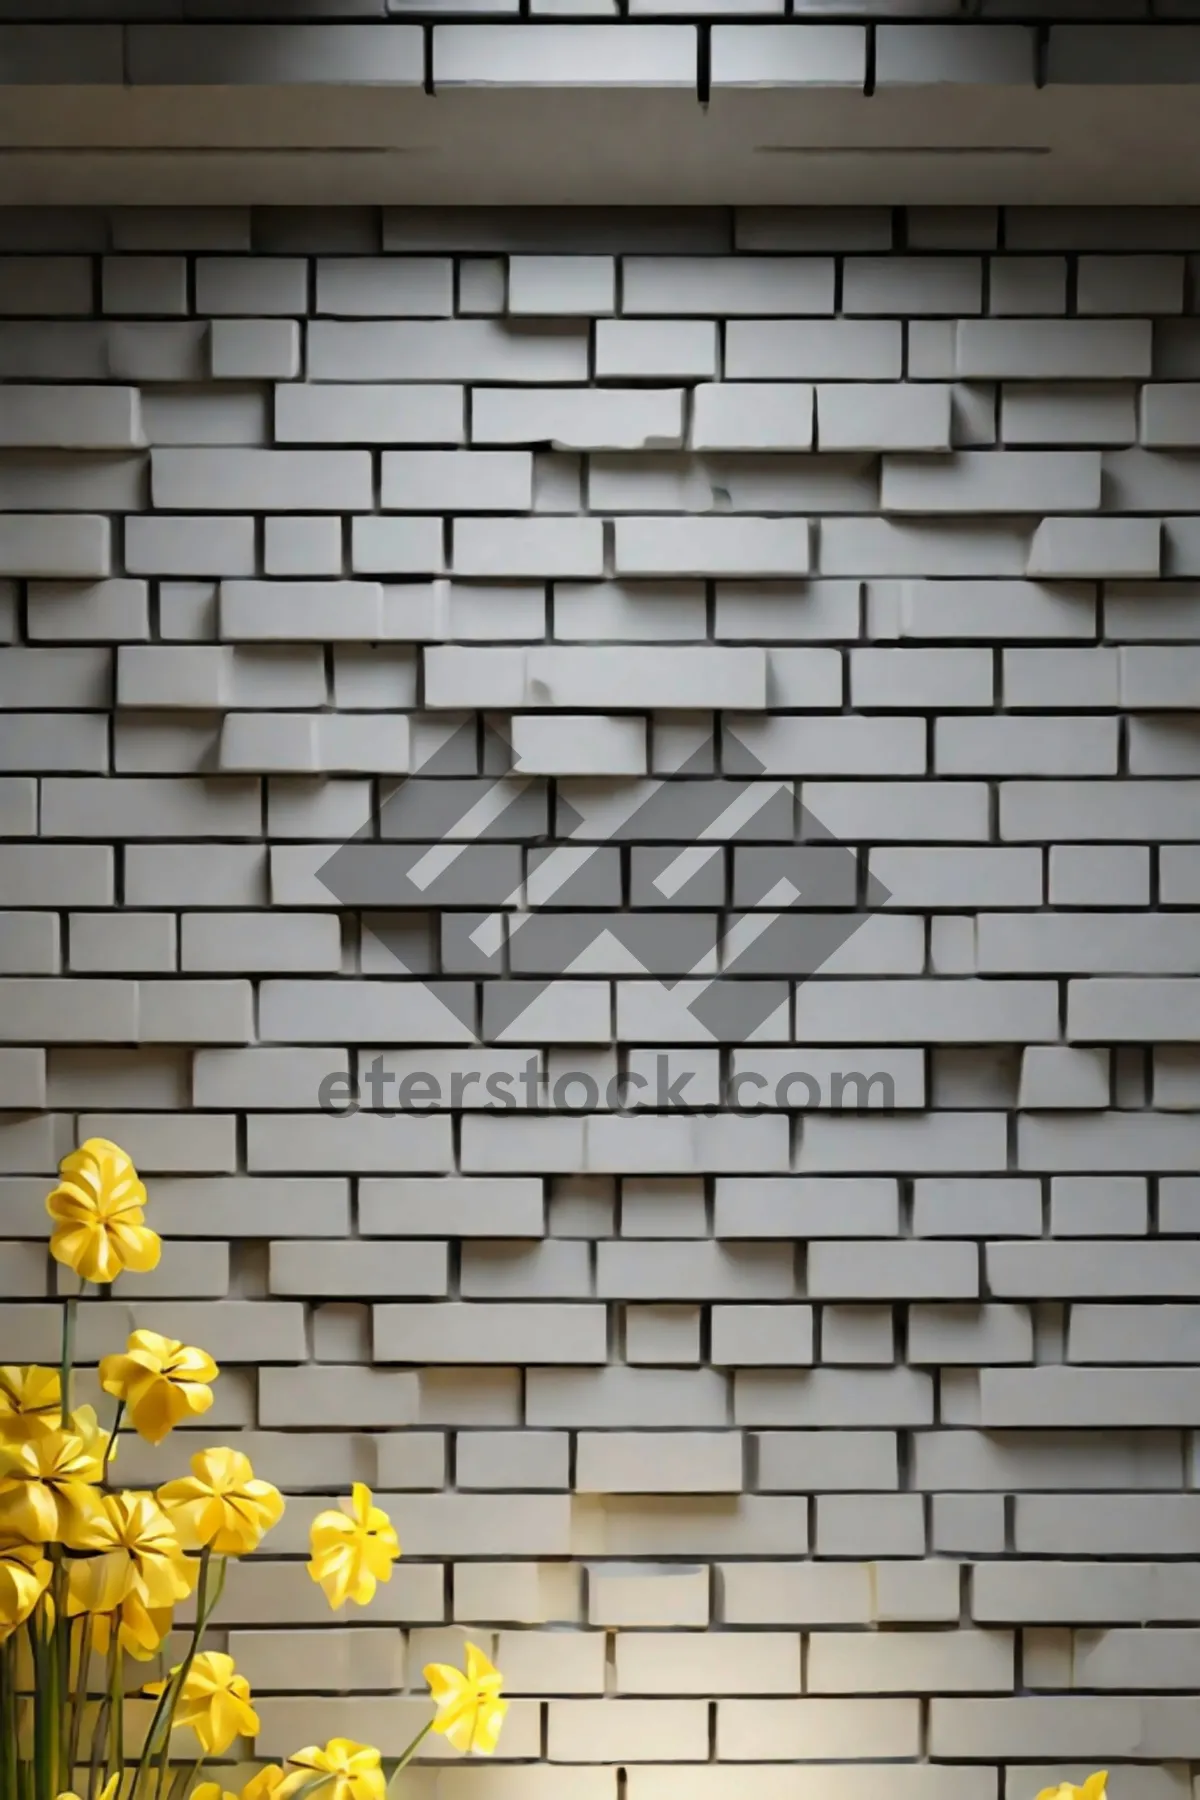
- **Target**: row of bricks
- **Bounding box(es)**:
[5,1168,1195,1237]
[23,384,1200,454]
[9,970,1200,1040]
[8,255,1200,322]
[13,1229,1200,1309]
[7,1279,1200,1361]
[75,1422,1200,1496]
[10,318,1200,386]
[0,843,1190,909]
[11,708,1200,776]
[71,1620,1200,1700]
[0,1038,1187,1105]
[166,1556,1200,1636]
[6,514,1197,584]
[19,712,1200,774]
[9,666,1200,734]
[7,1288,1200,1368]
[5,20,1200,96]
[9,911,1200,979]
[0,1042,1191,1117]
[19,642,1200,706]
[4,20,1192,93]
[97,1620,1200,1698]
[93,1689,1200,1762]
[17,383,1200,455]
[233,1691,1200,1760]
[15,776,1200,841]
[16,204,1200,257]
[12,579,1200,645]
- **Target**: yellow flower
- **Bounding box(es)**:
[47,1138,160,1286]
[158,1447,284,1556]
[1037,1778,1108,1800]
[0,1541,52,1642]
[0,1417,107,1546]
[99,1330,218,1446]
[0,1367,61,1441]
[307,1484,399,1610]
[145,1651,259,1756]
[424,1642,508,1756]
[67,1490,196,1658]
[287,1742,385,1800]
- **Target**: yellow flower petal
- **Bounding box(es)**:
[158,1447,283,1556]
[149,1650,260,1756]
[0,1419,108,1547]
[424,1643,508,1757]
[307,1484,399,1611]
[100,1331,218,1447]
[287,1741,385,1800]
[47,1138,160,1285]
[0,1366,61,1440]
[0,1542,52,1642]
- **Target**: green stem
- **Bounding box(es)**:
[131,1548,217,1800]
[390,1722,433,1780]
[87,1681,111,1800]
[107,1630,123,1782]
[51,1552,71,1787]
[101,1403,124,1482]
[59,1290,80,1422]
[30,1603,55,1800]
[67,1617,94,1790]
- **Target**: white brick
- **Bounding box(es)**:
[0,515,110,579]
[316,258,453,317]
[275,383,466,445]
[726,320,901,379]
[512,714,646,776]
[882,452,1101,514]
[577,1433,744,1495]
[625,258,834,316]
[711,25,866,87]
[819,384,952,452]
[473,387,684,451]
[691,384,813,452]
[152,448,370,512]
[615,517,811,579]
[955,319,1152,379]
[509,257,614,315]
[595,320,717,380]
[309,319,588,382]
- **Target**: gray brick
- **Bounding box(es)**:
[710,25,866,88]
[151,448,371,512]
[309,319,588,382]
[882,451,1100,514]
[624,257,834,316]
[196,256,308,316]
[508,257,614,317]
[210,319,300,379]
[275,383,465,445]
[726,320,901,380]
[1001,382,1137,446]
[955,319,1152,379]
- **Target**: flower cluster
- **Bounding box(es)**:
[0,1138,507,1800]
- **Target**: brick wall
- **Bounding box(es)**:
[2,202,1200,1788]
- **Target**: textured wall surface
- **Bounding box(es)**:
[0,20,1193,89]
[2,201,1200,1790]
